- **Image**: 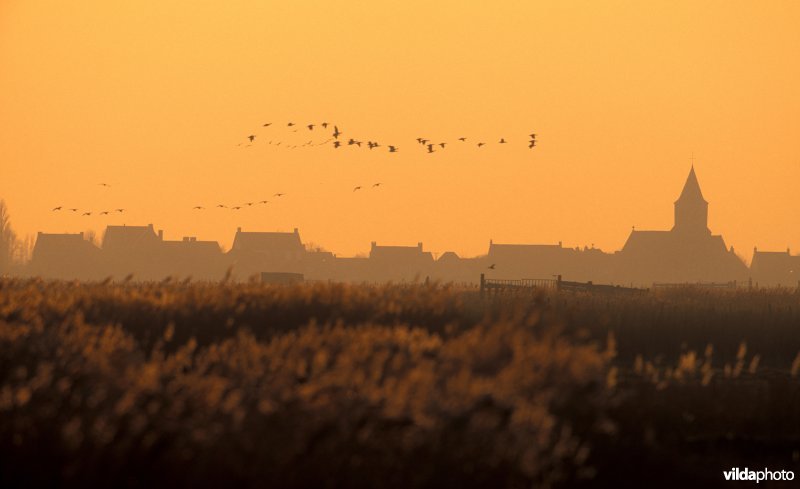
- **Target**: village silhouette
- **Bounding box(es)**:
[26,167,799,287]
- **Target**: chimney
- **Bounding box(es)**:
[158,230,163,240]
[294,228,299,234]
[237,227,242,233]
[371,241,377,250]
[191,237,196,242]
[418,242,423,250]
[558,241,562,247]
[148,224,153,230]
[78,232,83,238]
[183,237,190,242]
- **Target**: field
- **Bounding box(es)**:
[1,278,799,488]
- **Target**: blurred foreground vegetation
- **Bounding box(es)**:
[1,279,799,488]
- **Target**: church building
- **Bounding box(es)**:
[616,167,748,285]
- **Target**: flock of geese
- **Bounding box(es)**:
[51,120,538,216]
[239,121,538,154]
[235,119,539,198]
[51,183,125,217]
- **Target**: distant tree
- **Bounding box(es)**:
[13,234,35,265]
[0,200,18,273]
[84,229,99,247]
[305,241,328,253]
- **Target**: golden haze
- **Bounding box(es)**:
[1,1,798,260]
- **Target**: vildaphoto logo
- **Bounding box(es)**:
[723,467,795,483]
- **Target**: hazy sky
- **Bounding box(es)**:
[1,1,798,260]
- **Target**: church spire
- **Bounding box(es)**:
[675,166,707,204]
[672,166,710,235]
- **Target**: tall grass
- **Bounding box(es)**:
[0,279,798,488]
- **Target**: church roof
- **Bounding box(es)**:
[675,166,707,204]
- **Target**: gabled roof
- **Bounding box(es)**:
[437,251,461,262]
[622,230,671,252]
[162,238,222,255]
[231,228,304,253]
[752,250,798,265]
[370,243,433,261]
[33,233,100,257]
[102,224,160,251]
[489,243,562,251]
[676,166,707,204]
[487,243,565,259]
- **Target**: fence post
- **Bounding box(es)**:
[480,273,485,298]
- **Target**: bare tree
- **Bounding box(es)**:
[14,234,35,264]
[84,229,99,247]
[0,200,18,273]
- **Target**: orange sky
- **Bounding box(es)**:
[1,1,798,261]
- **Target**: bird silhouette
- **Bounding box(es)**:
[82,212,92,216]
[100,211,110,215]
[263,123,272,127]
[477,142,485,148]
[68,208,78,212]
[307,124,315,130]
[426,144,435,153]
[99,183,111,187]
[416,138,425,144]
[372,183,382,187]
[458,137,467,142]
[248,135,256,142]
[193,206,204,210]
[529,133,537,139]
[245,202,254,206]
[287,122,295,127]
[274,193,285,197]
[333,126,341,139]
[420,138,429,145]
[333,141,342,148]
[528,140,537,149]
[321,122,329,129]
[488,264,496,270]
[388,146,398,152]
[259,200,269,204]
[353,186,362,192]
[499,138,507,144]
[52,206,62,211]
[231,206,242,210]
[439,142,446,148]
[115,209,125,213]
[217,204,227,208]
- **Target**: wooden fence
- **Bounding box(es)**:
[480,274,647,296]
[652,281,741,290]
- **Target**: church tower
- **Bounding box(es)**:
[672,166,710,235]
